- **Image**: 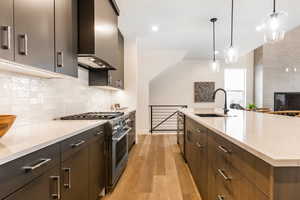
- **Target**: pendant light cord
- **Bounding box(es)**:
[230,0,234,47]
[273,0,276,13]
[213,21,216,61]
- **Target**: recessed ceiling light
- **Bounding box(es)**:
[151,25,159,32]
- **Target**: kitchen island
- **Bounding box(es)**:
[179,108,300,200]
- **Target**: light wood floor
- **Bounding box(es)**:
[103,134,201,200]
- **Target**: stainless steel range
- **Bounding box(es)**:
[59,112,131,191]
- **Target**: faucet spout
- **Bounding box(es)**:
[212,88,229,115]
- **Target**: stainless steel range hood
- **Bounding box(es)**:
[77,0,119,71]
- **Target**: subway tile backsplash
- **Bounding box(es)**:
[0,68,115,127]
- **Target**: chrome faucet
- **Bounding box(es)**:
[212,88,229,115]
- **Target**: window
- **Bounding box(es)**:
[224,68,247,108]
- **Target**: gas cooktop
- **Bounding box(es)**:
[60,112,124,120]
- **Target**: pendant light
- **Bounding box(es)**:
[210,18,220,72]
[224,0,239,64]
[262,0,288,43]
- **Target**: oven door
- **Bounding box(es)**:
[111,127,131,186]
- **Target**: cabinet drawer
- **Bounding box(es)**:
[209,132,272,197]
[60,128,98,161]
[215,163,241,199]
[0,144,60,199]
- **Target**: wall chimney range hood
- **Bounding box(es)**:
[78,0,120,70]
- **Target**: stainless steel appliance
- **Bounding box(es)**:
[177,112,185,159]
[59,111,131,191]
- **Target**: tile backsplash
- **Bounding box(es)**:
[0,67,115,127]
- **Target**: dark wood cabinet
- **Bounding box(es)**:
[128,111,136,151]
[0,124,107,200]
[4,166,60,200]
[14,0,55,71]
[0,0,14,61]
[54,0,78,77]
[0,144,60,200]
[110,30,124,89]
[185,118,207,200]
[89,131,106,200]
[184,116,275,200]
[61,138,89,200]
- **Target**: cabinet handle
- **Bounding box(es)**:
[57,52,64,67]
[95,131,104,136]
[217,169,231,181]
[218,145,230,154]
[50,176,61,199]
[18,34,28,55]
[216,195,225,200]
[196,142,205,149]
[63,168,71,189]
[71,140,85,148]
[1,26,11,50]
[23,158,52,172]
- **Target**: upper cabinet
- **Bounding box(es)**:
[14,0,55,72]
[78,0,119,69]
[0,0,78,78]
[0,0,14,61]
[55,0,78,77]
[110,30,124,89]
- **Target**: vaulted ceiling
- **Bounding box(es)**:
[116,0,300,59]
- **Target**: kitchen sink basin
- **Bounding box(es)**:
[196,113,225,117]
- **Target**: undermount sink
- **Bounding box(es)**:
[196,113,225,117]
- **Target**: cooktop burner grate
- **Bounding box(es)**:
[60,112,124,120]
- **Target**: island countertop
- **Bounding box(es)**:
[179,108,300,167]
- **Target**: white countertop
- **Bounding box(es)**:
[0,109,136,166]
[180,108,300,167]
[0,120,107,165]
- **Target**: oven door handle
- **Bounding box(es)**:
[113,128,132,142]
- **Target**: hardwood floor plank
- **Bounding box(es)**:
[103,134,201,200]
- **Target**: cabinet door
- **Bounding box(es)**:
[4,166,60,200]
[14,0,55,71]
[95,0,118,68]
[55,0,78,77]
[0,0,14,61]
[110,30,124,89]
[89,133,106,200]
[61,146,89,200]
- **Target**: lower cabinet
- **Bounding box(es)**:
[61,146,89,200]
[4,166,60,200]
[185,118,207,200]
[89,133,106,200]
[128,111,136,151]
[185,117,271,200]
[0,124,107,200]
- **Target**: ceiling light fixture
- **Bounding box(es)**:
[151,25,159,32]
[210,18,220,72]
[224,0,239,64]
[262,0,288,43]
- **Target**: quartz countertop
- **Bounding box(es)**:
[0,120,107,166]
[179,108,300,167]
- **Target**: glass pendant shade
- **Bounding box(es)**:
[210,60,220,73]
[263,11,288,43]
[224,46,239,64]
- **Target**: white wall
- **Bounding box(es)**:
[149,52,254,111]
[136,49,187,134]
[0,66,115,127]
